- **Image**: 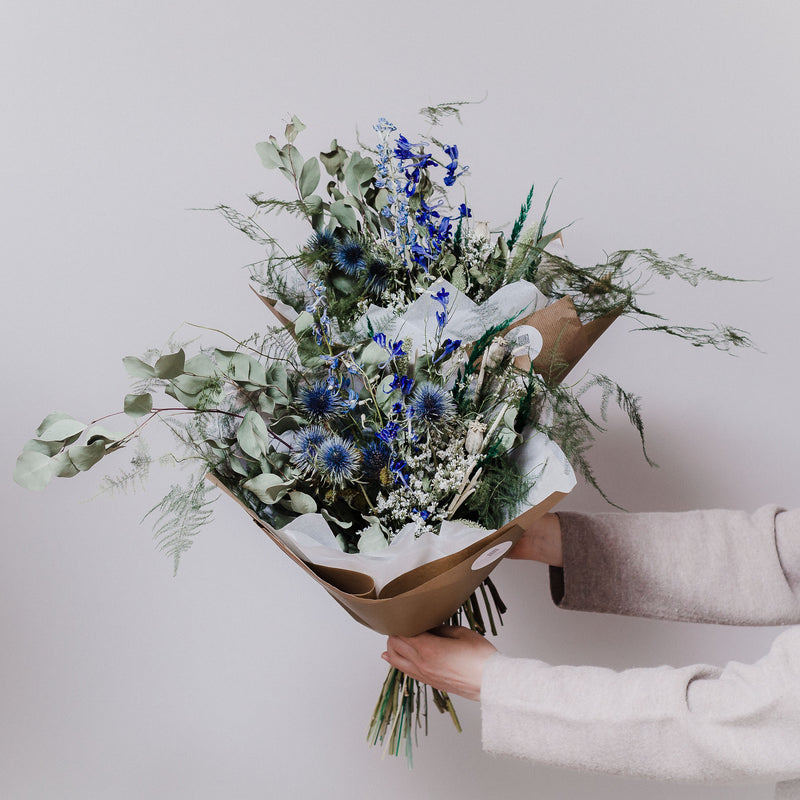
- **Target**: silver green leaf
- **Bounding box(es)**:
[36,414,87,443]
[13,449,54,490]
[154,349,185,379]
[122,356,156,379]
[286,490,316,514]
[124,393,153,418]
[299,157,320,198]
[284,115,305,144]
[329,199,359,231]
[255,137,282,169]
[242,472,292,504]
[236,411,270,459]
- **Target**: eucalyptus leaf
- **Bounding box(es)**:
[331,273,356,294]
[154,349,186,380]
[12,449,54,490]
[286,490,316,514]
[372,187,390,213]
[242,472,292,504]
[352,153,375,188]
[284,115,305,144]
[50,450,79,478]
[321,508,352,529]
[299,157,320,198]
[36,412,83,439]
[294,311,314,337]
[65,440,106,471]
[269,414,305,434]
[166,374,223,409]
[359,340,387,367]
[319,139,347,177]
[280,144,305,179]
[23,438,62,457]
[184,353,219,378]
[85,425,125,445]
[124,393,153,418]
[226,352,267,388]
[257,393,275,415]
[255,137,282,169]
[357,522,388,553]
[267,363,288,397]
[329,199,359,231]
[236,411,270,459]
[304,194,324,215]
[37,416,87,443]
[122,356,156,379]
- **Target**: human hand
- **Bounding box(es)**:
[505,511,563,566]
[382,626,497,702]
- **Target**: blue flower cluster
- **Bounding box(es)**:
[372,117,472,273]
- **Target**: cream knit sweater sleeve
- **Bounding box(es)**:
[481,506,800,787]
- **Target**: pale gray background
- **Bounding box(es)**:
[2,1,798,798]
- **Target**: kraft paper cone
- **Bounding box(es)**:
[251,286,298,335]
[509,296,620,385]
[206,473,567,636]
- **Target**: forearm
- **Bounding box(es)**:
[482,628,800,782]
[554,506,800,625]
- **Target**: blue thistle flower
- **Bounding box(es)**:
[365,258,391,296]
[317,435,361,487]
[306,229,335,256]
[333,237,366,276]
[298,381,344,422]
[290,425,328,472]
[361,442,390,479]
[409,382,455,425]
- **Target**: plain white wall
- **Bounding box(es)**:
[2,1,799,798]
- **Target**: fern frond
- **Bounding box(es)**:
[633,324,754,352]
[144,477,216,574]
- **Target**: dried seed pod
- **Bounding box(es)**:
[464,421,487,455]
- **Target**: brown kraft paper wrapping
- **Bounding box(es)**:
[206,473,567,636]
[251,287,298,335]
[509,295,620,384]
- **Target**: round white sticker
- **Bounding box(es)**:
[508,324,544,362]
[471,540,513,571]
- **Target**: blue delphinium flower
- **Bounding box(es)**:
[433,338,462,363]
[333,237,366,276]
[409,382,455,424]
[298,381,344,422]
[376,421,401,444]
[385,374,414,396]
[458,203,472,218]
[388,456,409,486]
[375,338,406,368]
[290,425,328,472]
[316,435,361,487]
[432,287,450,309]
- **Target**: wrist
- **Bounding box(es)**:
[511,512,563,566]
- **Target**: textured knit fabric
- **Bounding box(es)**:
[481,506,800,797]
